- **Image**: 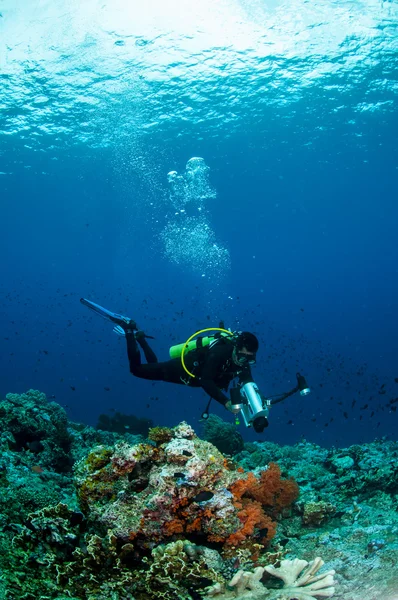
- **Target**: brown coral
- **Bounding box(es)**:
[302,501,336,527]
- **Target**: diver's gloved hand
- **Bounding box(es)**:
[225,400,241,415]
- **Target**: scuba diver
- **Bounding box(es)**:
[80,298,310,433]
[80,298,258,413]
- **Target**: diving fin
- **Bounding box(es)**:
[80,298,155,339]
[113,325,126,337]
[80,298,136,329]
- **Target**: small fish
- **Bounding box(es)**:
[31,465,44,474]
[104,387,111,391]
[173,472,186,479]
[193,491,214,503]
[70,386,76,391]
[258,527,269,538]
[27,441,43,453]
[69,511,84,526]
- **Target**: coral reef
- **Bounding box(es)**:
[0,389,73,472]
[0,389,397,600]
[9,502,138,599]
[202,414,244,455]
[73,422,298,555]
[0,390,143,524]
[236,438,398,600]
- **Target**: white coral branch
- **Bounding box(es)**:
[229,567,265,594]
[264,557,336,599]
[203,556,336,600]
[265,558,308,586]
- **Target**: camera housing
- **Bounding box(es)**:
[239,381,270,429]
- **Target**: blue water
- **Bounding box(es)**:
[1,0,397,447]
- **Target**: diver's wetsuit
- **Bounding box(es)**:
[126,332,252,406]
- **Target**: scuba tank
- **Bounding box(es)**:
[170,324,235,417]
[170,335,219,359]
[169,328,233,360]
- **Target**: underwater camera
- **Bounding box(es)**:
[230,373,310,433]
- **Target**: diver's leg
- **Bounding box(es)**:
[125,331,142,372]
[136,330,158,364]
[125,333,183,382]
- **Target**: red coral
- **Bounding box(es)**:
[229,472,257,504]
[163,519,184,536]
[208,533,227,543]
[226,499,277,547]
[186,517,202,533]
[248,463,299,513]
[224,463,298,549]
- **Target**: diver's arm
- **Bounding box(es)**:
[198,347,230,406]
[199,378,230,406]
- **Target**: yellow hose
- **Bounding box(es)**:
[181,328,233,378]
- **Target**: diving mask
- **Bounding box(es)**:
[233,348,256,366]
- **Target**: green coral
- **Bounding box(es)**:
[201,414,244,455]
[9,503,137,599]
[0,389,72,472]
[301,501,337,527]
[134,540,224,600]
[6,506,226,600]
[148,426,174,445]
[73,445,125,514]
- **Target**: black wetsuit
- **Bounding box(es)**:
[126,332,253,406]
